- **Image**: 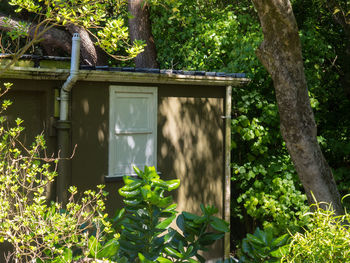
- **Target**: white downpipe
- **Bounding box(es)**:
[60,33,80,121]
[224,85,232,259]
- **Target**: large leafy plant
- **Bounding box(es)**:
[117,166,229,263]
[239,227,289,263]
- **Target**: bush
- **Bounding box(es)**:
[52,166,229,263]
[238,227,289,263]
[110,166,229,262]
[238,200,350,263]
[230,87,309,237]
[0,83,111,262]
[281,202,350,262]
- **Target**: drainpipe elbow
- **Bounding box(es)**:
[61,73,79,93]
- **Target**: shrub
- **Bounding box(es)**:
[281,202,350,263]
[238,227,289,263]
[66,166,229,263]
[0,83,110,262]
[231,88,309,236]
[116,166,229,263]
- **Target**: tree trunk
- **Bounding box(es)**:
[0,13,72,56]
[0,14,107,65]
[251,0,343,214]
[66,24,108,66]
[128,0,158,68]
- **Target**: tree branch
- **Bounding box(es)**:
[0,14,72,55]
[0,14,109,65]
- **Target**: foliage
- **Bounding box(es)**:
[230,87,309,236]
[117,166,181,262]
[281,201,350,262]
[238,227,289,263]
[149,0,350,242]
[293,0,350,209]
[150,0,261,73]
[149,0,309,240]
[0,83,111,262]
[1,0,144,70]
[117,166,229,263]
[3,0,350,259]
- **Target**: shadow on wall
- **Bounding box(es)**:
[158,96,224,216]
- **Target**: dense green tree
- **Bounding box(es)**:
[251,0,342,214]
[149,0,350,240]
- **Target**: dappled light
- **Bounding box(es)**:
[159,96,224,215]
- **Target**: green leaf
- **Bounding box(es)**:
[156,214,176,229]
[242,239,252,254]
[97,238,119,258]
[62,248,72,262]
[199,233,225,246]
[162,203,177,213]
[157,257,173,263]
[118,188,141,198]
[88,235,100,258]
[164,246,183,258]
[270,244,289,258]
[182,211,201,221]
[209,216,229,232]
[271,233,289,247]
[138,253,153,262]
[166,179,180,191]
[123,197,142,206]
[158,196,173,208]
[122,180,142,191]
[333,8,341,15]
[245,233,265,246]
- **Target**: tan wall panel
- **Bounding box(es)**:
[158,97,224,214]
[157,85,225,260]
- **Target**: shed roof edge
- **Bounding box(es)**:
[0,66,250,86]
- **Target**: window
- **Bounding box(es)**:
[108,86,157,177]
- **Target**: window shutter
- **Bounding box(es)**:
[108,86,157,176]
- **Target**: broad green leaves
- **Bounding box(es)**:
[240,227,289,263]
[117,166,228,263]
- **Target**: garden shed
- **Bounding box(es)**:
[0,52,248,260]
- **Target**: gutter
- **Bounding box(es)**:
[56,33,80,204]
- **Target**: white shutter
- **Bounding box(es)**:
[108,86,157,176]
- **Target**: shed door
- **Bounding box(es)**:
[108,86,157,176]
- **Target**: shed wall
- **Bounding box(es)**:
[71,82,226,259]
[0,78,226,260]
